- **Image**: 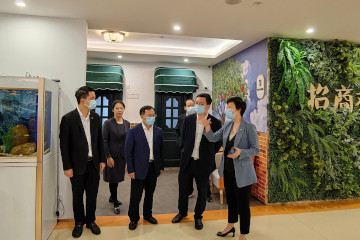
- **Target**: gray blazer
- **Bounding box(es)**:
[204,119,259,188]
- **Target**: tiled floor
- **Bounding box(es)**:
[50,200,360,240]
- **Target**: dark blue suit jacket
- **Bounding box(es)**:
[125,123,164,179]
[180,114,222,176]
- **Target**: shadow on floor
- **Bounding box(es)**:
[96,167,263,216]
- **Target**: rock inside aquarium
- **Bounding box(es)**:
[11,124,29,146]
[10,142,36,155]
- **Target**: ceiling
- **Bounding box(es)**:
[2,0,360,65]
[88,30,242,65]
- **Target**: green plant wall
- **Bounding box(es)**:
[268,38,360,203]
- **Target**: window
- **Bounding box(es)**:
[95,96,110,125]
[165,97,179,128]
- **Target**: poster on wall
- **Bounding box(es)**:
[212,39,268,133]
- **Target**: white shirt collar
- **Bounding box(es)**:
[77,107,90,120]
[141,122,153,131]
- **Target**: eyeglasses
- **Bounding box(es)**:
[146,114,157,118]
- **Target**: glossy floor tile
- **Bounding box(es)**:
[49,208,360,240]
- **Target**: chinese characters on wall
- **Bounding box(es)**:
[308,83,360,112]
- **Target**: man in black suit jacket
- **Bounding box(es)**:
[172,93,222,230]
[174,99,195,149]
[60,86,106,238]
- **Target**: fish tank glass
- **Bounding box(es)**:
[0,89,38,157]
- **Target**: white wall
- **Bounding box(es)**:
[87,60,213,123]
[0,13,88,219]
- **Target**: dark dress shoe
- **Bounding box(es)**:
[129,221,137,230]
[195,219,203,230]
[217,227,235,237]
[144,216,158,224]
[109,197,122,206]
[172,213,187,223]
[207,196,213,202]
[114,206,120,214]
[72,222,84,238]
[86,222,101,235]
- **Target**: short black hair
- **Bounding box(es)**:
[139,105,154,115]
[196,93,212,105]
[75,86,95,104]
[227,97,246,116]
[112,100,125,110]
[184,99,194,106]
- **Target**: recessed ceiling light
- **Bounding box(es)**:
[15,1,26,7]
[306,28,315,34]
[184,58,189,62]
[118,55,122,59]
[173,25,181,31]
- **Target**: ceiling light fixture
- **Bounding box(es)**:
[102,31,125,43]
[118,55,122,59]
[15,1,26,7]
[184,58,189,62]
[173,25,181,31]
[306,28,315,34]
[225,0,242,5]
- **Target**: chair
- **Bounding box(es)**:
[210,152,225,204]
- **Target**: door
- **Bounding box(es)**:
[155,92,192,167]
[94,90,123,125]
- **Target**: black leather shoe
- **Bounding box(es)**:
[144,216,158,224]
[129,221,137,230]
[172,213,187,223]
[109,197,122,206]
[207,196,213,202]
[217,227,235,237]
[195,219,203,230]
[86,222,101,235]
[114,205,120,214]
[72,222,83,238]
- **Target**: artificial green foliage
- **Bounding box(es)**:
[277,40,313,109]
[268,38,360,203]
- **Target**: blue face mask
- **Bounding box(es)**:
[86,100,97,110]
[186,107,196,114]
[194,104,205,114]
[145,117,156,126]
[225,109,235,119]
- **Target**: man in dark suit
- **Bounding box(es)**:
[125,105,164,230]
[174,99,195,149]
[172,93,222,230]
[59,86,106,238]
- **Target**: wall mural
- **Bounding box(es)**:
[212,39,268,132]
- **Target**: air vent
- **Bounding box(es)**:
[225,0,242,5]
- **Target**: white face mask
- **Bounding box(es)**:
[85,99,97,110]
[186,107,196,114]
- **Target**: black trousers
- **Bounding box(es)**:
[178,159,209,220]
[70,161,100,224]
[224,170,252,234]
[109,183,119,206]
[128,162,157,222]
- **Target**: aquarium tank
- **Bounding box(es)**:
[0,89,38,157]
